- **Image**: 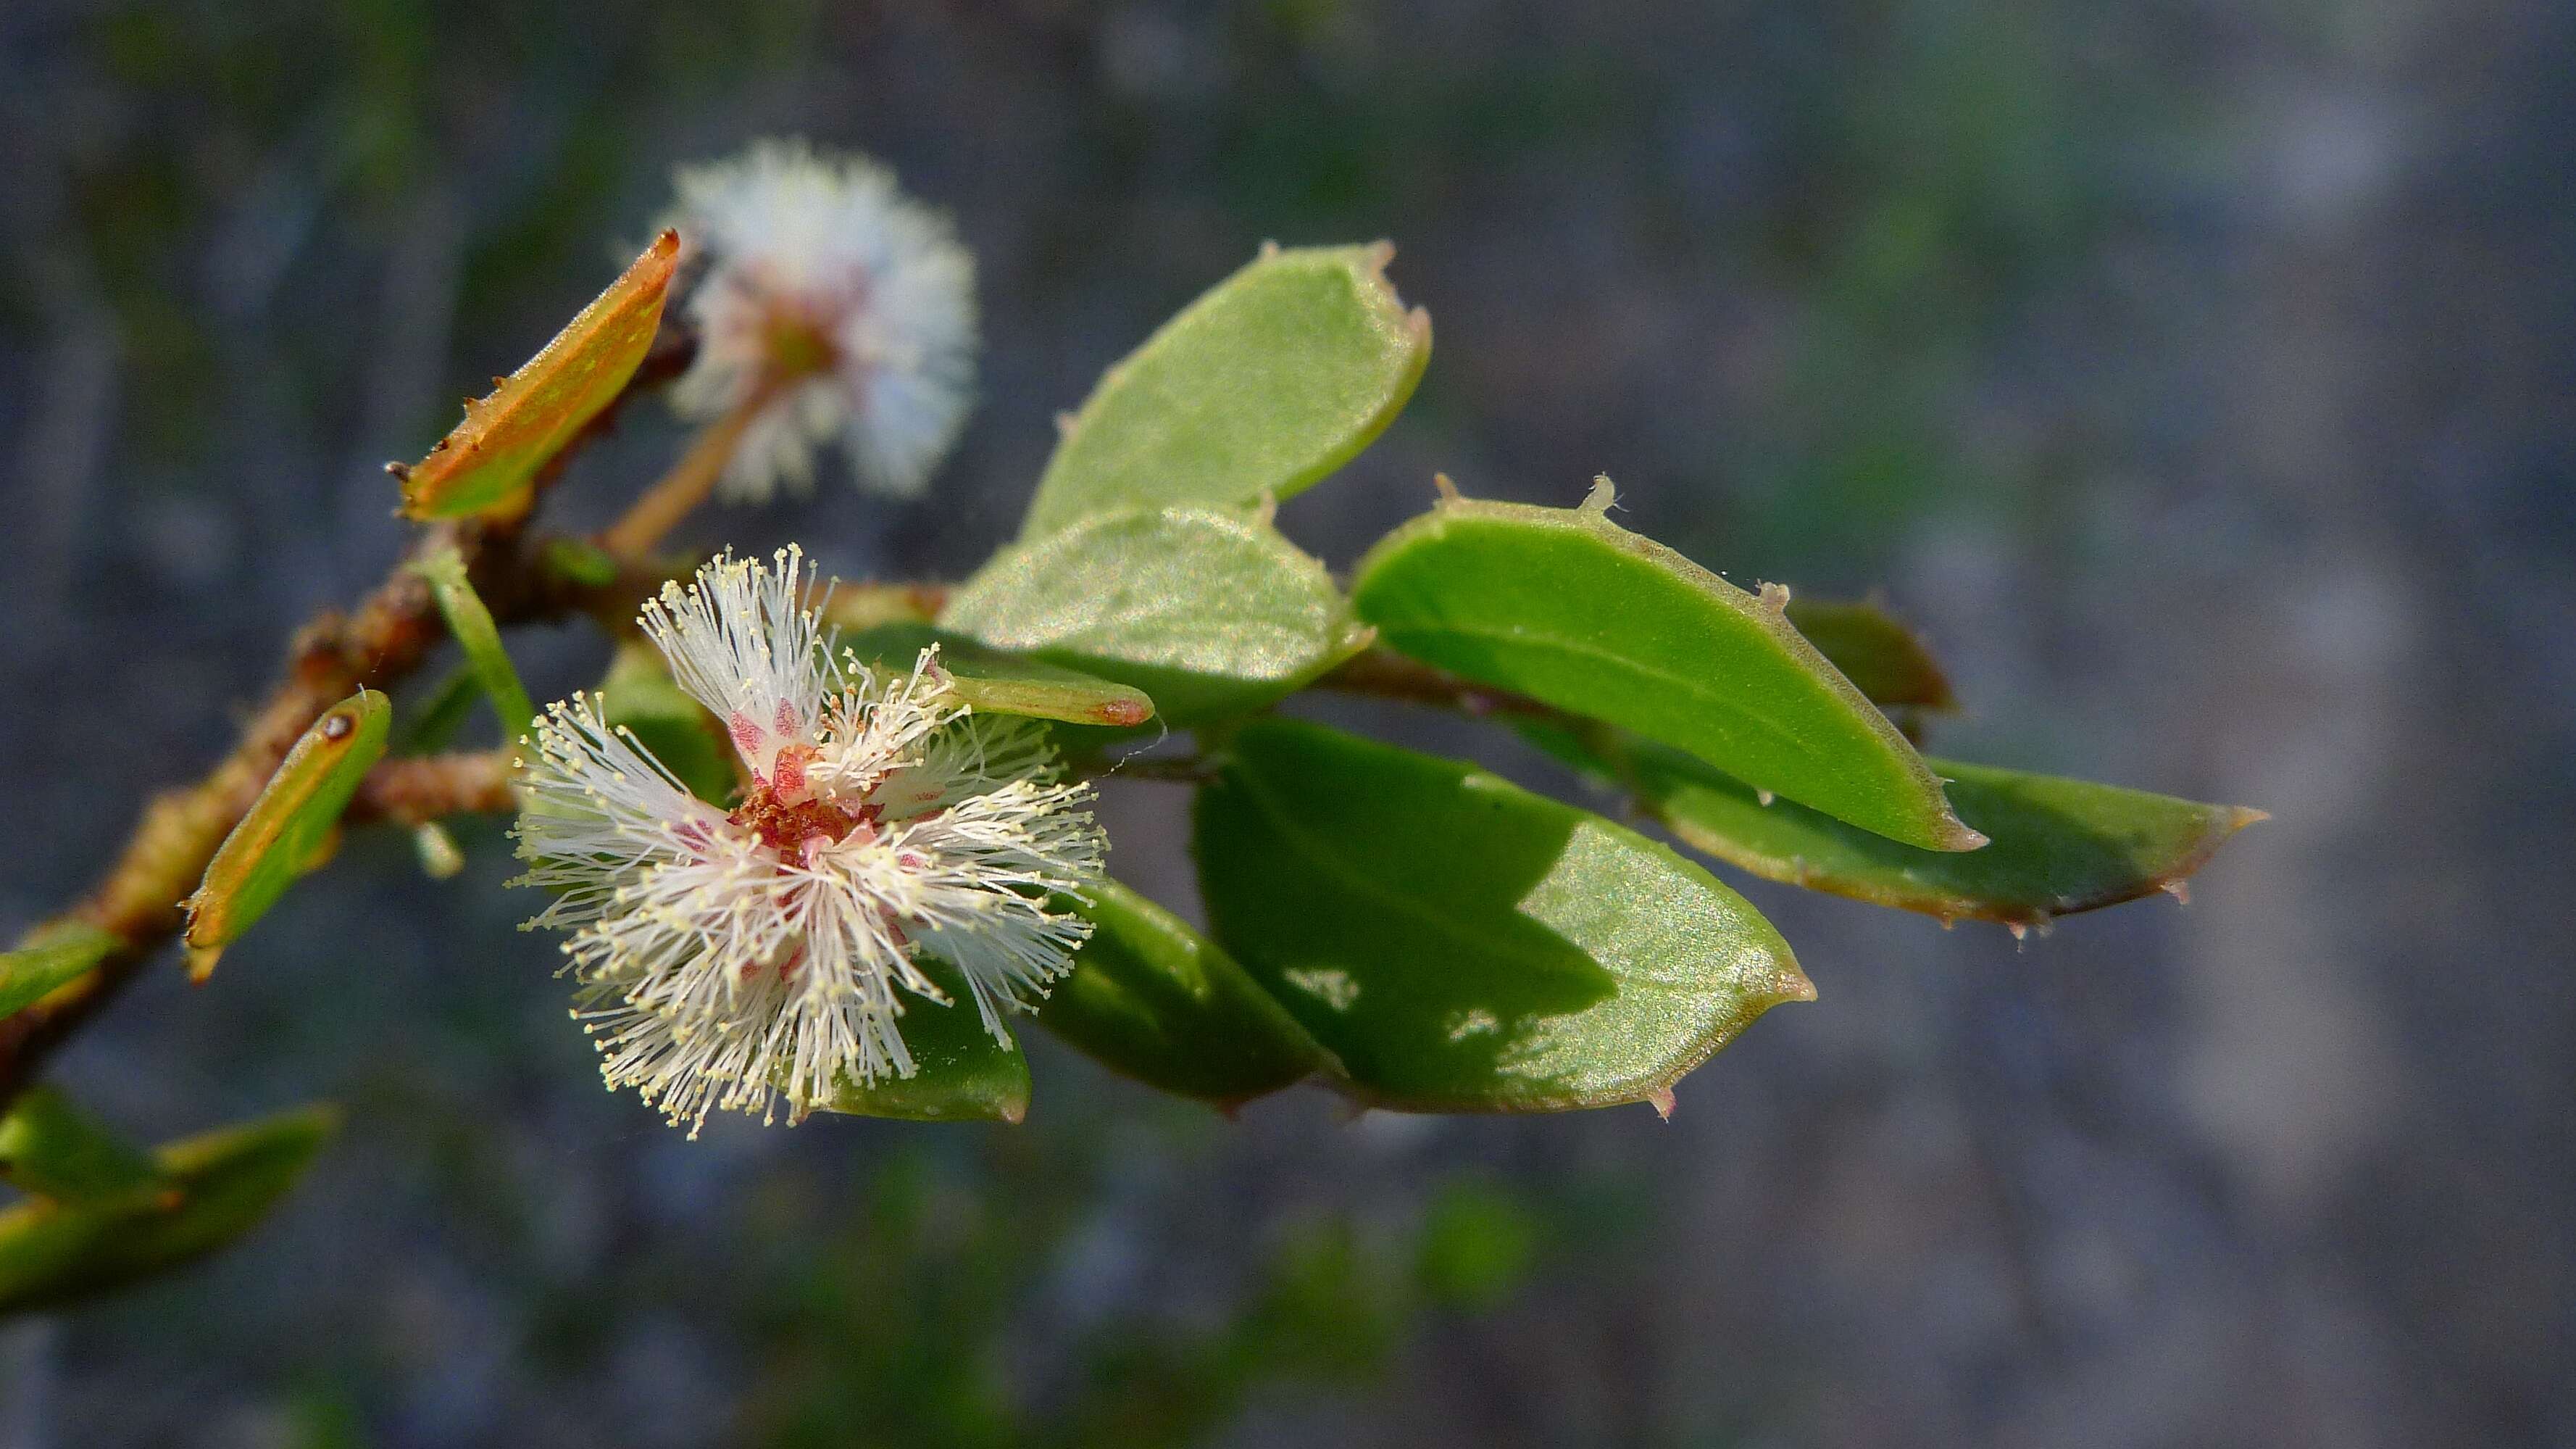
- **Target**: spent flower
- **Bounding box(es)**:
[667,139,978,502]
[514,547,1101,1134]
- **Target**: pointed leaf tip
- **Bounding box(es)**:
[398,233,678,520]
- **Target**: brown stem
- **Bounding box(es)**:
[1312,647,1577,724]
[0,335,696,1107]
[349,751,520,827]
[596,375,784,560]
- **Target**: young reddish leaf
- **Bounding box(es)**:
[182,691,392,978]
[397,231,679,520]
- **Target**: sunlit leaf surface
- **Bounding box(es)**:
[1022,243,1430,536]
[945,506,1372,723]
[1351,484,1981,851]
[1194,720,1812,1114]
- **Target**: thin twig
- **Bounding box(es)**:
[349,750,520,827]
[1312,647,1577,724]
[596,373,783,560]
[0,337,696,1107]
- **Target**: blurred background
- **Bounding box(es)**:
[2,1,2571,1444]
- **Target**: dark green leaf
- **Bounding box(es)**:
[1022,243,1430,536]
[1035,879,1325,1105]
[1193,720,1812,1113]
[596,641,736,805]
[841,623,1154,728]
[182,692,392,978]
[412,545,535,740]
[0,925,117,1019]
[1527,723,2266,928]
[0,1089,167,1204]
[1349,481,1982,850]
[943,506,1372,723]
[1784,597,1958,711]
[822,963,1032,1124]
[0,1103,338,1316]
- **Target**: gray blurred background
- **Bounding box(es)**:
[2,1,2570,1445]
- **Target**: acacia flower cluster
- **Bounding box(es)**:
[667,139,978,502]
[514,547,1103,1135]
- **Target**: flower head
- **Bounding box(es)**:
[667,139,977,502]
[514,547,1102,1135]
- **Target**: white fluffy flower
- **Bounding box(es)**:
[667,139,977,502]
[514,547,1101,1135]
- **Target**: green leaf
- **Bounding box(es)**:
[1349,481,1983,851]
[1034,879,1325,1105]
[1784,597,1958,711]
[1527,723,2267,929]
[1193,719,1812,1114]
[596,641,736,805]
[399,231,678,520]
[0,1103,338,1316]
[822,963,1032,1124]
[0,1089,167,1204]
[182,691,392,978]
[1022,243,1430,537]
[840,623,1154,728]
[412,546,535,740]
[0,925,117,1019]
[943,506,1372,723]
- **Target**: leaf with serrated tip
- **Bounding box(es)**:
[1526,723,2264,927]
[1022,243,1430,536]
[399,232,678,520]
